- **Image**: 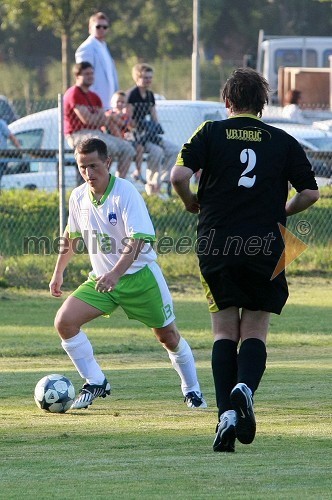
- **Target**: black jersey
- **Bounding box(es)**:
[176,115,318,242]
[177,115,317,313]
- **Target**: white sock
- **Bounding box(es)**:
[61,330,105,385]
[166,337,201,396]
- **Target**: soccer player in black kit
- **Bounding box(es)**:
[171,68,319,452]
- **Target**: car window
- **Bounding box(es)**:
[323,49,332,67]
[3,129,44,175]
[9,129,44,149]
[2,161,31,175]
[274,49,317,72]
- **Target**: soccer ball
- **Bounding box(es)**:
[34,374,75,413]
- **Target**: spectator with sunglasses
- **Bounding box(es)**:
[76,11,119,110]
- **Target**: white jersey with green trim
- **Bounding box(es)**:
[67,176,157,276]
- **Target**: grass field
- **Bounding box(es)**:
[0,277,331,499]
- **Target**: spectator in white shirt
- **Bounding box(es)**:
[75,12,119,110]
[282,89,306,123]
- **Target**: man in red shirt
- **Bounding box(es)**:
[64,62,134,178]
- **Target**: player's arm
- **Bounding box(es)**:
[286,189,319,216]
[95,238,145,293]
[170,165,199,214]
[286,138,320,215]
[171,121,209,213]
[49,230,79,297]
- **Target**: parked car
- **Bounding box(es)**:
[1,100,226,191]
[155,99,226,148]
[0,108,76,191]
[262,101,332,125]
[265,122,332,180]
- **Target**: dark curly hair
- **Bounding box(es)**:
[221,68,270,118]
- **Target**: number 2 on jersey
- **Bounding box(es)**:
[238,148,256,188]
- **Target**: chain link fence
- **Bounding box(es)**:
[0,97,331,258]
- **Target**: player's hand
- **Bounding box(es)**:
[49,274,63,297]
[95,271,120,293]
[184,193,200,214]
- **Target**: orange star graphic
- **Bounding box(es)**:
[271,223,308,280]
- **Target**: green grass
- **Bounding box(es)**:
[0,278,331,499]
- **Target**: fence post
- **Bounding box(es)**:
[192,0,200,100]
[329,55,332,112]
[58,93,66,236]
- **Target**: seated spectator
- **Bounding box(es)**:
[126,63,178,197]
[282,89,306,123]
[106,91,146,184]
[64,62,135,180]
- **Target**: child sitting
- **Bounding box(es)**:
[106,91,146,184]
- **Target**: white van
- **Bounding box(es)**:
[2,100,226,191]
[256,31,332,93]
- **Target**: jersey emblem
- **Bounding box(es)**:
[80,209,89,228]
[108,212,117,226]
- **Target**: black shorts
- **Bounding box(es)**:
[200,254,289,315]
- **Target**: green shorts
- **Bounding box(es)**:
[71,262,175,328]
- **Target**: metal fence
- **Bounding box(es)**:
[0,97,331,257]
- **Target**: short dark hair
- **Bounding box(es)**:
[74,138,108,161]
[73,61,94,77]
[221,68,270,117]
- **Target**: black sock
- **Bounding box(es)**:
[212,339,238,418]
[237,338,267,395]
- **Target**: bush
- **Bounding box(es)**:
[0,190,60,256]
[0,187,331,288]
[0,241,330,292]
[0,254,91,290]
[0,190,198,256]
[143,194,197,241]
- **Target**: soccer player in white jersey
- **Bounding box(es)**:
[49,137,206,410]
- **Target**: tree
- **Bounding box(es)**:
[107,0,193,59]
[1,0,96,92]
[1,0,331,98]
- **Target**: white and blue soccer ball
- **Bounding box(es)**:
[34,374,75,413]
